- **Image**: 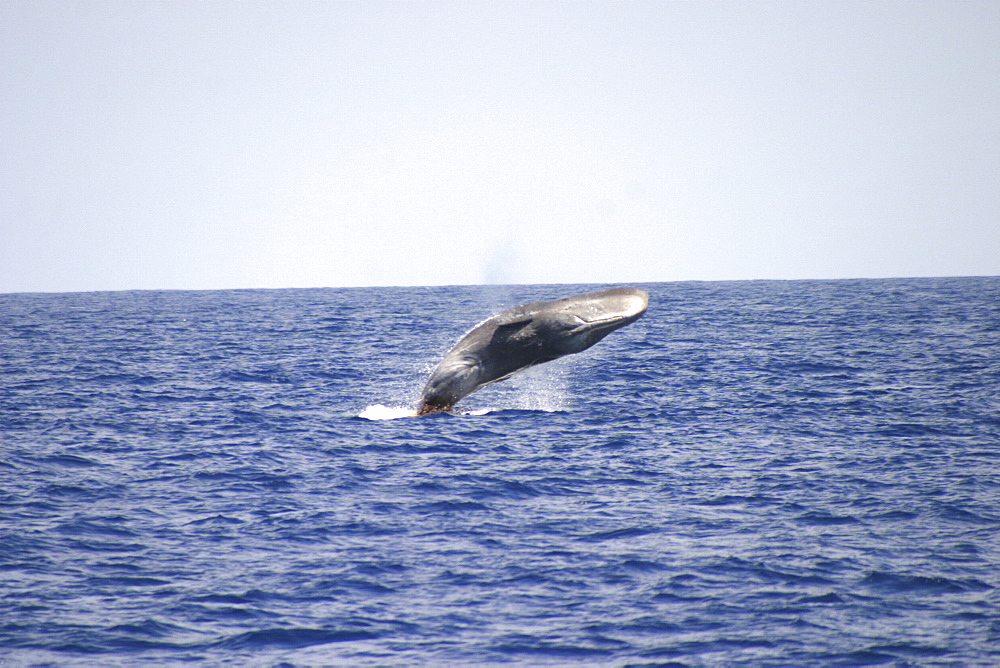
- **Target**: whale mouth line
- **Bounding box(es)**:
[565,297,647,327]
[578,313,630,325]
[571,310,643,330]
[570,317,626,335]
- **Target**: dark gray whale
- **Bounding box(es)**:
[417,287,649,415]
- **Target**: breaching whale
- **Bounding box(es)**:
[417,286,649,415]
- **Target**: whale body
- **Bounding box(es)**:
[417,287,649,415]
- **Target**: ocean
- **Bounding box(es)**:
[1,277,999,666]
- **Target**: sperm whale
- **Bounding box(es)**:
[417,286,649,415]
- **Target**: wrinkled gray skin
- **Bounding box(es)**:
[417,287,649,415]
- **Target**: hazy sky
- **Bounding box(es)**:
[3,1,998,293]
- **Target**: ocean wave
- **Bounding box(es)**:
[2,278,999,665]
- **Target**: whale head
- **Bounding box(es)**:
[537,287,649,354]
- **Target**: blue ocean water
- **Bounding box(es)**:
[1,277,999,666]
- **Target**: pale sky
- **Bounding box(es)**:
[2,1,998,293]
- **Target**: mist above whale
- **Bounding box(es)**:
[417,287,649,415]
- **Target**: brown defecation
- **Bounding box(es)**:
[416,402,452,416]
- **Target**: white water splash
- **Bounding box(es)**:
[358,404,417,420]
[360,358,573,420]
[506,359,572,412]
